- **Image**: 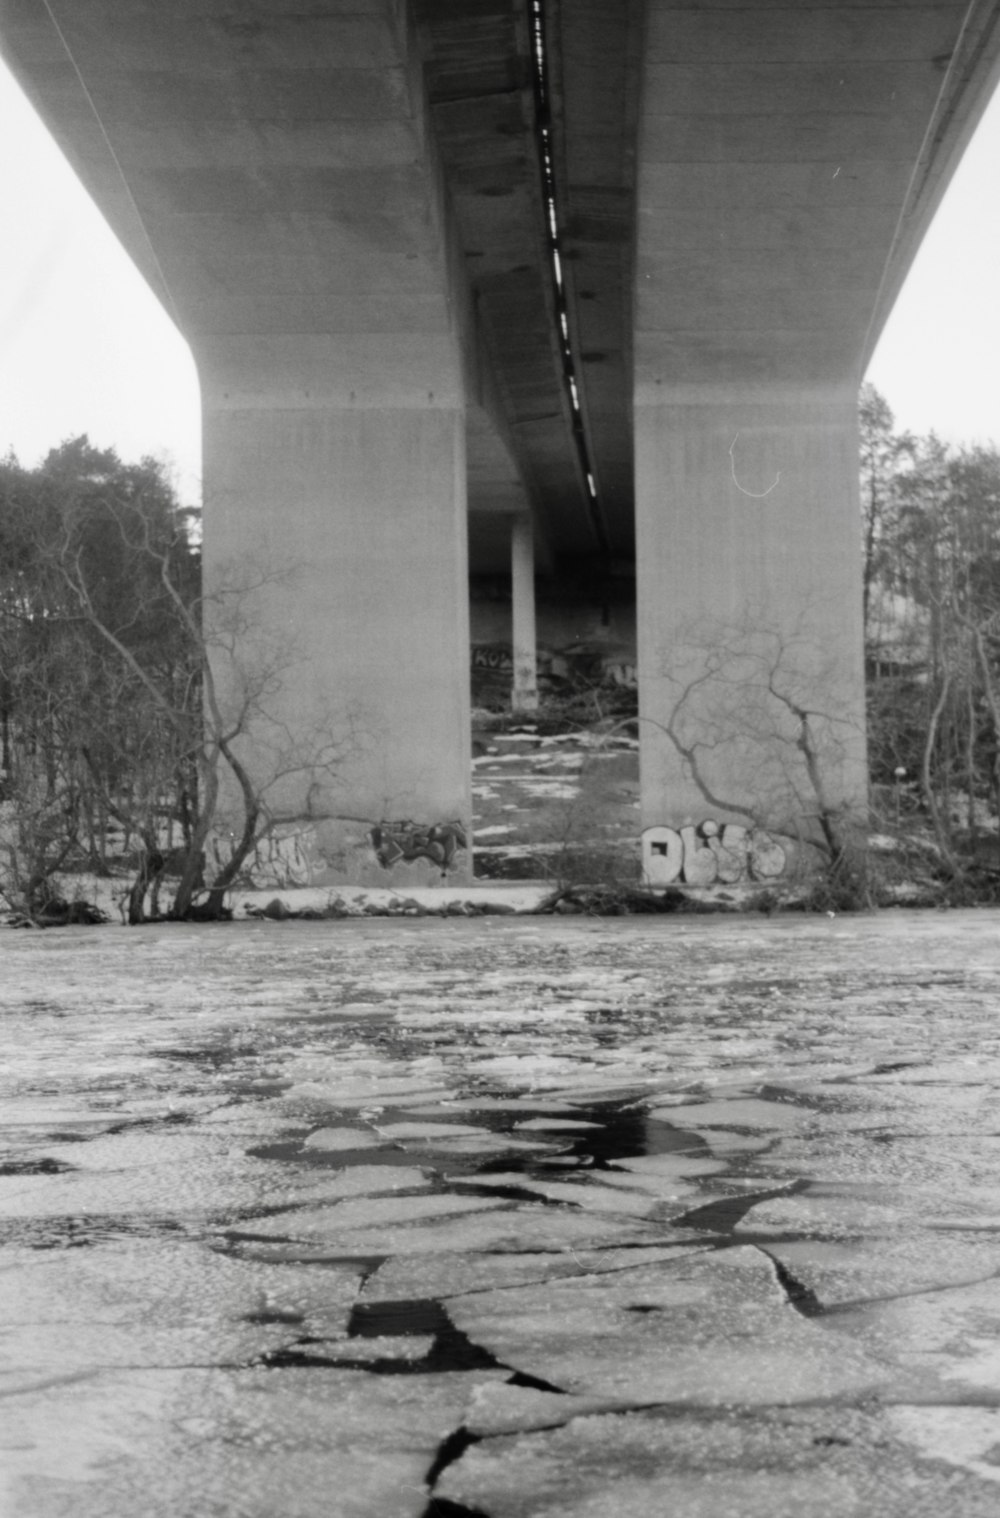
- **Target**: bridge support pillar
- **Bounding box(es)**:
[198,335,472,886]
[511,515,539,714]
[635,380,868,885]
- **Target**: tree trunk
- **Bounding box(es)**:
[922,670,959,874]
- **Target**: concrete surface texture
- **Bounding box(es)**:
[181,0,476,881]
[2,2,1000,874]
[634,381,869,841]
[4,911,1000,1515]
[630,0,998,839]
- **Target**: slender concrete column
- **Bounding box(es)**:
[510,515,539,714]
[635,381,868,883]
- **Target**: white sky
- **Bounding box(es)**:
[865,82,1000,448]
[0,55,997,506]
[0,57,201,503]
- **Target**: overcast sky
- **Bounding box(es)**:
[0,57,201,501]
[0,55,997,507]
[865,82,1000,449]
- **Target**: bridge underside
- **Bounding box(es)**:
[3,0,1000,883]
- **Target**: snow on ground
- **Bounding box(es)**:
[44,875,553,925]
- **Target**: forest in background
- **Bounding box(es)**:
[861,383,1000,885]
[0,437,328,923]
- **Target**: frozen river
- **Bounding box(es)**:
[4,911,1000,1515]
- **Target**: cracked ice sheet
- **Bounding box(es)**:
[446,1247,891,1407]
[481,1078,666,1104]
[0,1126,282,1201]
[464,1382,641,1436]
[1,1367,499,1518]
[0,1137,383,1221]
[685,1129,773,1157]
[361,1243,706,1303]
[757,1134,1000,1201]
[733,1189,919,1239]
[462,1055,608,1082]
[398,1133,565,1156]
[763,1232,1000,1309]
[436,1405,1000,1517]
[652,1097,811,1131]
[294,1166,433,1197]
[853,1058,999,1087]
[0,1239,364,1389]
[322,1088,455,1110]
[513,1118,604,1131]
[223,1191,504,1238]
[235,1208,668,1262]
[280,1080,453,1108]
[293,1334,436,1363]
[815,1273,1000,1401]
[399,1097,586,1115]
[736,1178,1000,1239]
[757,1091,1000,1146]
[459,1173,691,1218]
[301,1127,384,1149]
[608,1154,728,1180]
[887,1407,1000,1490]
[589,1170,706,1201]
[371,1121,492,1139]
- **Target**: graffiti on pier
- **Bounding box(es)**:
[370,818,468,874]
[472,644,515,674]
[642,821,786,887]
[239,824,317,888]
[471,642,637,692]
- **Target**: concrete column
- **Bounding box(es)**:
[635,381,868,881]
[510,515,539,714]
[198,333,472,886]
[173,0,475,887]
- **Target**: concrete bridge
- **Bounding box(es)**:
[3,1,999,884]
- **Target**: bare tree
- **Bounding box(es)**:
[648,607,870,900]
[861,415,1000,887]
[859,383,914,659]
[0,439,346,921]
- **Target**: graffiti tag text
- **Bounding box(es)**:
[642,821,785,887]
[370,819,468,874]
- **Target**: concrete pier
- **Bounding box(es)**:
[510,515,539,714]
[198,331,472,885]
[635,381,868,857]
[627,0,1000,879]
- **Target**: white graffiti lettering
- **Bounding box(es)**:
[472,644,514,672]
[642,821,785,887]
[235,824,319,888]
